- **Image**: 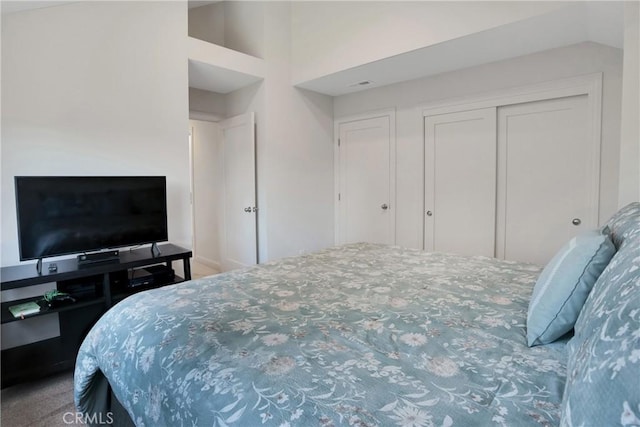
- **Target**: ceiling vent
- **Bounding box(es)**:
[348,80,374,88]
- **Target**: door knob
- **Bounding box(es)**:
[426,210,433,217]
[244,207,252,213]
[572,218,581,226]
[381,204,388,210]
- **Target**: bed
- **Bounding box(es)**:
[75,203,640,427]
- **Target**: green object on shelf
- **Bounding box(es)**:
[43,289,68,303]
[8,301,40,318]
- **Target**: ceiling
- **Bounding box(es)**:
[0,1,74,15]
[188,59,263,94]
[0,0,217,14]
[2,1,627,97]
[294,2,626,96]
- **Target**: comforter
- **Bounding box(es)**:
[75,243,567,426]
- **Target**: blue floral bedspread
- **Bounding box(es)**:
[75,243,567,426]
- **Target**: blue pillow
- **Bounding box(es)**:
[560,209,640,426]
[526,230,615,346]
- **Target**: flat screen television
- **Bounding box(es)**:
[15,176,168,262]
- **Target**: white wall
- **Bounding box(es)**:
[226,2,334,262]
[618,1,640,206]
[1,1,190,266]
[224,1,264,59]
[188,1,225,46]
[262,3,334,260]
[189,87,226,119]
[1,1,188,349]
[334,42,623,250]
[188,1,264,59]
[291,1,567,85]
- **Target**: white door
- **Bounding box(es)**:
[496,95,596,265]
[424,108,497,257]
[190,120,223,270]
[220,112,257,270]
[337,114,395,245]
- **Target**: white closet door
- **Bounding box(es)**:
[424,108,497,257]
[220,112,257,270]
[337,115,394,245]
[496,95,595,265]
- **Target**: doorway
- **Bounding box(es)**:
[189,112,257,272]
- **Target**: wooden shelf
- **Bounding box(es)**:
[111,275,184,305]
[1,297,106,324]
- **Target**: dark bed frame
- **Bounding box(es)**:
[110,389,135,427]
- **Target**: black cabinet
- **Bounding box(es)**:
[0,243,192,387]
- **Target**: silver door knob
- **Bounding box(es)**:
[572,218,581,226]
[381,204,388,210]
[426,210,433,217]
[244,207,252,213]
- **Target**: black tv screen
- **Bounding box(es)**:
[15,176,168,261]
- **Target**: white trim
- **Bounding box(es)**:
[189,110,222,122]
[334,108,397,245]
[188,126,195,260]
[421,73,603,118]
[334,107,397,124]
[193,255,221,272]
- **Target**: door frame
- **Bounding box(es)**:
[420,72,603,249]
[334,108,397,245]
[189,120,223,271]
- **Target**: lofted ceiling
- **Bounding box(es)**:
[0,1,75,14]
[294,2,626,96]
[2,1,627,97]
[0,0,218,14]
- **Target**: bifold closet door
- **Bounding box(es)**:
[496,95,594,265]
[424,108,497,257]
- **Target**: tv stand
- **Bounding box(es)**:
[0,243,192,388]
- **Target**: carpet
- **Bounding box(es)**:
[0,370,82,426]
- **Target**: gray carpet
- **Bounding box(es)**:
[0,370,83,426]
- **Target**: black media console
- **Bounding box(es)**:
[0,243,192,388]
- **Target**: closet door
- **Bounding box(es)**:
[337,114,395,245]
[424,108,497,257]
[496,95,595,265]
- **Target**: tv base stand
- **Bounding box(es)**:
[151,242,161,257]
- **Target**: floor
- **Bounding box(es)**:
[1,370,80,427]
[191,259,219,279]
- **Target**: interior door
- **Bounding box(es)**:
[220,112,257,270]
[496,95,595,265]
[424,108,497,257]
[337,114,394,245]
[190,120,223,270]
